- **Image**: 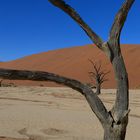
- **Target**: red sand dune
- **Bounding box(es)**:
[0,44,140,88]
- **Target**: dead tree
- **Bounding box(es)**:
[0,0,135,139]
[89,60,109,95]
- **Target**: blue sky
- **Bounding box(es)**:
[0,0,139,61]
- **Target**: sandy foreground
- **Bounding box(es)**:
[0,87,139,140]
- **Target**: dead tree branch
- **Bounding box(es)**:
[48,0,103,49]
[109,0,135,43]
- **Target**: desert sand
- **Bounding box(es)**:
[0,44,140,88]
[0,87,140,140]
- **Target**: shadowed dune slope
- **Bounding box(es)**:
[0,44,140,88]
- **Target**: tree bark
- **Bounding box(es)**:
[111,54,129,122]
[104,39,129,140]
[103,112,128,140]
[95,82,101,95]
[104,124,127,140]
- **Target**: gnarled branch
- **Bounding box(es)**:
[48,0,104,49]
[0,68,111,125]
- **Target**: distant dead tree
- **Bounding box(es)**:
[0,0,135,139]
[89,60,109,95]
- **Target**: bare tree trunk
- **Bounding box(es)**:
[104,97,129,140]
[102,44,129,140]
[103,119,128,140]
[96,83,101,95]
[111,54,129,121]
